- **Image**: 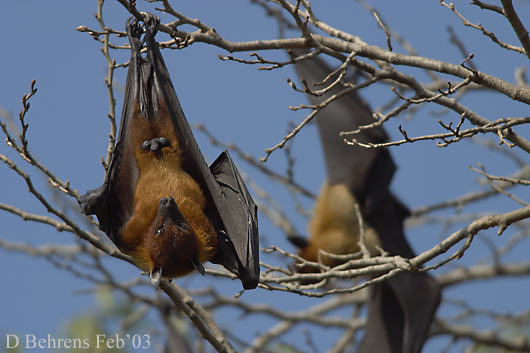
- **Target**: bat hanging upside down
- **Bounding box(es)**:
[81,14,259,290]
[289,49,441,353]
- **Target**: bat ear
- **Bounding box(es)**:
[288,235,309,249]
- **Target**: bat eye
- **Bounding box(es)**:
[155,223,164,236]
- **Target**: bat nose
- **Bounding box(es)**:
[159,197,176,206]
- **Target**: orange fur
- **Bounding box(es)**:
[299,181,380,268]
[120,99,217,277]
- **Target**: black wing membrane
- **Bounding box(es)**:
[291,50,440,353]
[210,151,260,289]
[80,17,146,246]
[357,271,440,353]
[359,196,441,353]
[82,15,259,289]
[290,49,394,214]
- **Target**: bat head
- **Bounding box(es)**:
[146,197,202,279]
[287,235,329,284]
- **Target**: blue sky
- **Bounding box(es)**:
[1,1,529,352]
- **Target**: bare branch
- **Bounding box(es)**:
[261,75,382,162]
[95,0,118,170]
[0,202,73,232]
[439,261,530,288]
[469,166,530,186]
[499,0,530,59]
[471,0,504,15]
[344,117,530,149]
[160,281,237,353]
[195,123,315,199]
[111,1,530,107]
[440,1,526,55]
[434,318,530,352]
[412,165,530,217]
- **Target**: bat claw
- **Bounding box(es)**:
[126,17,143,51]
[143,13,160,40]
[191,258,205,276]
[150,267,162,288]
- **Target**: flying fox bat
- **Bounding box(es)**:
[288,49,441,353]
[81,14,259,290]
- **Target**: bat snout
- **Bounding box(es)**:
[157,197,179,218]
[156,197,190,233]
[159,196,176,207]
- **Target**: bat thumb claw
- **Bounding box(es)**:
[150,267,162,288]
[192,259,205,276]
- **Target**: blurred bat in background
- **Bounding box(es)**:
[289,49,441,353]
[81,14,259,290]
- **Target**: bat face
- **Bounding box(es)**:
[145,197,202,279]
[81,14,259,290]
